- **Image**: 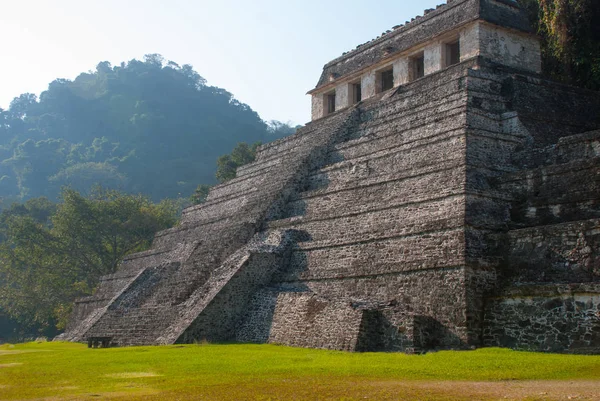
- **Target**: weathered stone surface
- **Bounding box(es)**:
[61,0,600,354]
[484,284,600,353]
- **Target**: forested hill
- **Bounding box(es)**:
[0,54,294,202]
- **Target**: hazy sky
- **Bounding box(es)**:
[1,0,444,125]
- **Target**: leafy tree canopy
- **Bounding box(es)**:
[0,55,295,203]
[519,0,600,90]
[215,142,261,183]
[0,188,177,336]
[191,184,212,205]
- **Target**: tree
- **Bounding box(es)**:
[53,188,178,273]
[49,162,127,193]
[3,138,78,199]
[8,93,38,120]
[0,198,69,334]
[519,0,600,90]
[215,142,261,183]
[191,184,212,205]
[0,188,178,333]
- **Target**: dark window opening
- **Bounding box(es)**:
[352,83,362,104]
[411,54,425,81]
[326,93,336,114]
[446,41,460,67]
[380,69,394,92]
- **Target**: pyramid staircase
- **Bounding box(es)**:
[61,107,359,346]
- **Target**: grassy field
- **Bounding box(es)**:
[0,342,599,400]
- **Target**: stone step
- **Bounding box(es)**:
[273,227,465,282]
[329,102,466,166]
[180,190,259,225]
[510,130,600,170]
[156,230,293,345]
[236,132,325,178]
[271,212,462,247]
[180,113,356,216]
[283,161,465,221]
[303,133,465,195]
[354,91,467,137]
[183,82,468,225]
[233,111,352,178]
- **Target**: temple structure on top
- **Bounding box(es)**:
[309,0,540,120]
[59,0,600,354]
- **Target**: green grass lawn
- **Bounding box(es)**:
[0,342,599,400]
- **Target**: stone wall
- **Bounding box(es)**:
[484,284,600,353]
[58,246,189,341]
[458,56,600,353]
[460,58,600,345]
[266,293,365,351]
[506,220,600,284]
[464,22,541,73]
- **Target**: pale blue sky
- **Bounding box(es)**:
[0,0,445,124]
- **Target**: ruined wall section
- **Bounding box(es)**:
[463,63,600,239]
[459,60,600,352]
[497,130,600,286]
[63,267,143,335]
[260,293,365,351]
[482,151,600,353]
[484,284,600,353]
[506,219,600,284]
[481,132,600,352]
[500,131,600,229]
[462,61,600,345]
[507,78,600,147]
